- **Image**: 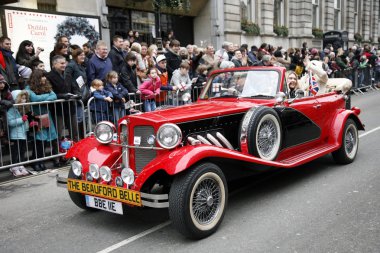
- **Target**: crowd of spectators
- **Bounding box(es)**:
[1,30,380,176]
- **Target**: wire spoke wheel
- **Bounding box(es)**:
[344,124,358,159]
[191,177,221,225]
[257,119,278,157]
[244,106,282,161]
[169,163,227,239]
[332,119,359,164]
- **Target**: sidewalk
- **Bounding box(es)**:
[0,161,69,184]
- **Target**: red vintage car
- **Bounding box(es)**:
[60,66,364,239]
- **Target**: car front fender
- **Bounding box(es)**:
[133,144,284,190]
[65,137,122,170]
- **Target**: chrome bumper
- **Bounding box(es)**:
[56,175,169,208]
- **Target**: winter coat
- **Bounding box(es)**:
[120,64,138,93]
[47,69,80,116]
[165,48,182,79]
[6,90,30,140]
[86,54,113,86]
[7,107,28,140]
[0,48,19,86]
[139,76,161,100]
[90,89,113,112]
[16,53,39,69]
[104,82,129,108]
[25,85,58,141]
[0,81,14,139]
[108,46,125,74]
[64,60,88,103]
[170,69,192,102]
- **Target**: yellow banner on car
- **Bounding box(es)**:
[67,179,142,207]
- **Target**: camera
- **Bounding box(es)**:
[38,47,44,52]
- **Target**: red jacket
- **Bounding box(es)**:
[139,76,161,100]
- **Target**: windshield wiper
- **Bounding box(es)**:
[249,94,274,98]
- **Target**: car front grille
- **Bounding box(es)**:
[134,126,157,173]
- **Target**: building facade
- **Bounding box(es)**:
[1,0,379,50]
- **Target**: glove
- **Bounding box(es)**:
[0,100,13,109]
[72,94,82,100]
[62,94,72,100]
[22,115,28,122]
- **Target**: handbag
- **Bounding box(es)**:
[35,114,50,129]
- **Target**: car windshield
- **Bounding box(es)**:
[199,70,280,99]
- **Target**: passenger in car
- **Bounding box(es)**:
[286,71,301,98]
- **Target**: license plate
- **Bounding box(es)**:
[85,195,123,215]
[67,179,142,207]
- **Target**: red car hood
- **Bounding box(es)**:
[127,98,274,124]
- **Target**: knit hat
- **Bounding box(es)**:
[18,65,32,79]
[311,48,318,55]
[0,74,7,84]
[156,54,166,63]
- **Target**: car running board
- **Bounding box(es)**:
[277,144,339,166]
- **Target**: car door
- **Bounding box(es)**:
[278,95,325,149]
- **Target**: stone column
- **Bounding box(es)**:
[324,0,335,32]
[346,0,355,40]
[260,0,274,35]
[288,0,313,48]
[362,0,371,40]
[223,0,242,44]
[371,0,379,43]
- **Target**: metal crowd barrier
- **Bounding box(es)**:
[0,85,205,171]
[331,66,380,94]
[86,88,204,132]
[0,99,85,171]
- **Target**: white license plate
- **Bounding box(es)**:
[85,195,123,215]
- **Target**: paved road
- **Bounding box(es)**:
[1,91,379,253]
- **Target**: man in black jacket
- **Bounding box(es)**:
[108,35,125,74]
[47,55,80,141]
[164,39,182,82]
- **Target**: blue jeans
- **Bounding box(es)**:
[144,100,156,112]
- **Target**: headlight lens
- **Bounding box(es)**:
[94,121,116,144]
[99,166,112,182]
[89,164,100,179]
[71,161,82,177]
[121,168,135,185]
[156,123,182,149]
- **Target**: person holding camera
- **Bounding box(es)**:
[16,40,43,69]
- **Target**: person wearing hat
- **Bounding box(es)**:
[155,54,177,106]
[7,90,34,176]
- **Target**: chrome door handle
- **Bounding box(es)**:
[313,104,321,109]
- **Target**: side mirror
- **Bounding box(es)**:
[288,89,305,104]
[275,92,286,104]
[295,89,305,98]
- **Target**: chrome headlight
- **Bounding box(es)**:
[121,168,135,185]
[99,166,112,182]
[156,123,182,149]
[71,161,82,177]
[89,164,100,179]
[94,121,116,144]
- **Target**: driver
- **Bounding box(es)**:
[226,75,246,96]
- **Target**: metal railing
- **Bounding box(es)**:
[0,99,85,171]
[330,66,380,94]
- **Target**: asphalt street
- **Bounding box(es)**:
[0,91,379,253]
